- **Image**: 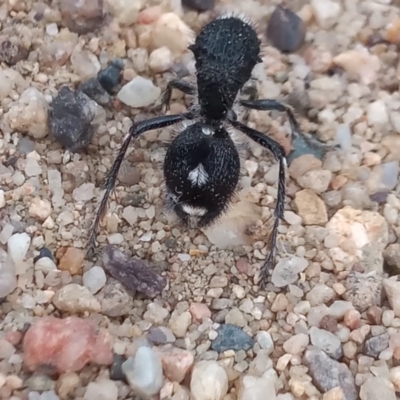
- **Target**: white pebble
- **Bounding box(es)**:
[190,360,228,400]
[29,197,52,221]
[84,379,118,400]
[107,233,124,245]
[83,266,107,294]
[0,190,5,208]
[46,23,59,36]
[7,233,31,263]
[367,100,389,126]
[117,76,161,108]
[311,0,342,29]
[149,47,173,73]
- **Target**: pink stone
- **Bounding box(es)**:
[189,303,211,322]
[156,345,194,383]
[23,316,113,373]
[5,331,23,346]
[236,257,250,275]
[343,309,361,330]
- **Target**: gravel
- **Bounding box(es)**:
[1,0,400,399]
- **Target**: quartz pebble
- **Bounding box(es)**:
[283,333,309,355]
[0,190,5,209]
[383,277,400,317]
[190,360,228,400]
[150,13,194,57]
[0,248,17,298]
[23,317,113,373]
[149,47,173,73]
[311,0,342,29]
[106,0,143,26]
[84,379,118,400]
[70,46,101,81]
[117,76,161,108]
[82,266,107,294]
[122,346,163,398]
[7,233,31,263]
[4,87,49,139]
[237,371,277,400]
[29,198,52,222]
[271,256,308,287]
[360,376,395,400]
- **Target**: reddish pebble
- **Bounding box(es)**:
[189,302,211,322]
[367,305,382,325]
[319,315,338,333]
[344,309,361,330]
[58,247,85,275]
[236,257,250,275]
[137,6,163,24]
[23,316,113,373]
[156,344,194,383]
[5,331,23,346]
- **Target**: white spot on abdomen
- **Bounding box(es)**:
[188,163,209,187]
[202,127,213,136]
[181,204,207,216]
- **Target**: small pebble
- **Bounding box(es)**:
[117,76,161,108]
[82,266,107,294]
[211,324,254,352]
[267,5,306,52]
[122,346,163,398]
[190,360,228,400]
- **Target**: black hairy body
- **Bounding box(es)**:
[87,14,303,287]
[164,122,241,228]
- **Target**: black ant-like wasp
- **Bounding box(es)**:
[87,14,306,287]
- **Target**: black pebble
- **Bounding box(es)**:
[97,59,124,94]
[110,354,126,381]
[33,247,55,264]
[182,0,215,12]
[266,6,306,53]
[49,86,96,153]
[78,78,111,106]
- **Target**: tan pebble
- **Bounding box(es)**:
[294,189,328,225]
[56,372,81,398]
[330,175,347,190]
[58,247,85,275]
[322,386,345,400]
[5,375,23,390]
[288,154,322,180]
[386,18,400,45]
[189,248,207,257]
